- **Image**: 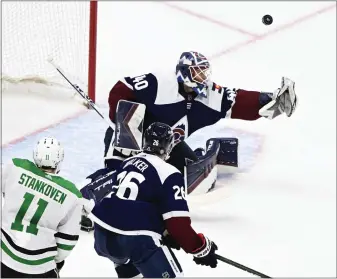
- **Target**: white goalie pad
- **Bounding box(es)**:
[114,100,146,151]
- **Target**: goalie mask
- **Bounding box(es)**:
[142,122,174,160]
[33,137,64,173]
[176,51,211,97]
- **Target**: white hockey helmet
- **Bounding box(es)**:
[33,137,64,173]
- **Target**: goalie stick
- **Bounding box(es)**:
[47,58,116,131]
[48,58,144,153]
[215,254,271,278]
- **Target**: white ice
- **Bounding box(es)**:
[2,2,336,277]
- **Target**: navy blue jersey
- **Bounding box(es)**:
[109,70,266,148]
[88,153,189,238]
[120,71,237,144]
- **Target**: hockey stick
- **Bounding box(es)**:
[215,254,271,278]
[47,58,116,131]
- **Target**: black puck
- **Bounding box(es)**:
[262,14,273,25]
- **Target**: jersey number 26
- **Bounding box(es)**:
[112,171,145,200]
[112,171,186,201]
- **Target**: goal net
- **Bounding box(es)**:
[2,1,97,102]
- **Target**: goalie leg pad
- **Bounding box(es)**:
[209,138,239,172]
[185,137,239,195]
[104,100,145,165]
[185,141,220,195]
[104,127,133,163]
[114,100,146,151]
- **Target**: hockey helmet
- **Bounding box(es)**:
[33,137,64,173]
[176,51,211,97]
[143,122,174,160]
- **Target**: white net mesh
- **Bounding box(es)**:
[2,2,91,90]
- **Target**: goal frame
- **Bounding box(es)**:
[2,1,98,104]
[88,0,98,103]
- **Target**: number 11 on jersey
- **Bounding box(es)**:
[11,192,49,235]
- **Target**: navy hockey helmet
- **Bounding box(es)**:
[143,122,174,160]
[176,51,211,97]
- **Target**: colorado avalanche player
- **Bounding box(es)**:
[81,50,298,231]
[81,123,219,278]
[104,50,297,180]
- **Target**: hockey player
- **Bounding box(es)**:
[81,122,219,278]
[80,50,298,231]
[1,137,83,278]
[104,51,298,174]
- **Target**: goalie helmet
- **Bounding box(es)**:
[33,137,64,173]
[143,122,174,160]
[176,51,211,97]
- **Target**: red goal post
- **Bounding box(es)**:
[88,1,98,103]
[2,1,98,103]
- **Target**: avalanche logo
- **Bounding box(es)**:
[172,116,188,144]
[173,124,186,144]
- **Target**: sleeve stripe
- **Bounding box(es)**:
[1,229,57,255]
[55,232,79,241]
[162,211,190,220]
[56,244,75,251]
[55,238,78,247]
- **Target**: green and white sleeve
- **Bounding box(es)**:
[55,201,82,263]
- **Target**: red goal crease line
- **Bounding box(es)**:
[1,110,88,149]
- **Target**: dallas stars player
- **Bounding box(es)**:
[1,137,82,278]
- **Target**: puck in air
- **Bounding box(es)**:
[262,14,273,25]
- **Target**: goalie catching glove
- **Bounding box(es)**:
[259,77,298,119]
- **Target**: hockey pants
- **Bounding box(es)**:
[94,225,183,278]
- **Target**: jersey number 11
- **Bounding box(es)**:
[11,192,49,235]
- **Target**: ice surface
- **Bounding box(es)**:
[2,2,336,277]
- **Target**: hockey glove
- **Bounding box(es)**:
[259,77,298,119]
[162,231,181,250]
[80,214,94,232]
[79,198,95,232]
[192,234,218,268]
